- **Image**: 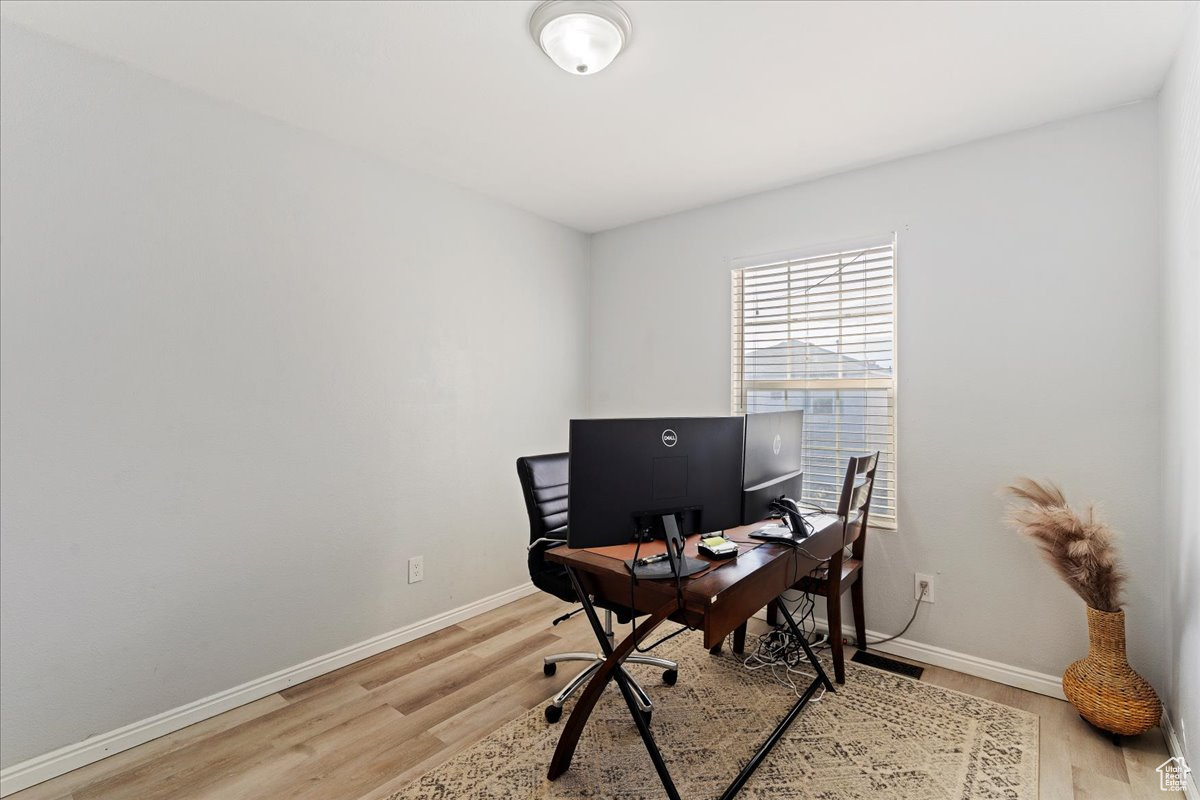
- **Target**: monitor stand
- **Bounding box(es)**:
[625,513,710,580]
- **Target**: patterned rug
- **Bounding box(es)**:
[388,633,1038,799]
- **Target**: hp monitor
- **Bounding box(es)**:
[742,409,804,525]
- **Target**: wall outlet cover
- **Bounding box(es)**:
[915,573,935,603]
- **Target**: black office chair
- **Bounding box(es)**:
[517,453,678,723]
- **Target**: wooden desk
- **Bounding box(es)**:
[545,515,845,800]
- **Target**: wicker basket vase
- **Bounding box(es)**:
[1062,607,1161,736]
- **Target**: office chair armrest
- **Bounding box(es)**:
[527,536,567,552]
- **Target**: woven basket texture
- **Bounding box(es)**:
[1062,607,1161,736]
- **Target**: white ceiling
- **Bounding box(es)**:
[1,0,1190,232]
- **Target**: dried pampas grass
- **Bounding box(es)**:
[1003,478,1125,612]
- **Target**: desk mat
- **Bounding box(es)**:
[588,536,762,562]
[587,535,764,581]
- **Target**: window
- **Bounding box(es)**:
[731,238,897,528]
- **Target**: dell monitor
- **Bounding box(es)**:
[742,409,804,525]
[568,416,744,577]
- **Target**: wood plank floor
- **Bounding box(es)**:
[10,592,1169,800]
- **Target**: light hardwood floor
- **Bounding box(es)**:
[10,593,1169,800]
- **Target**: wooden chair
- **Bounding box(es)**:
[766,452,880,684]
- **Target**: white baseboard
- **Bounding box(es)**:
[1163,710,1199,799]
[754,609,1067,700]
[840,623,1067,700]
[0,582,539,798]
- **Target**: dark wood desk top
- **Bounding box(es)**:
[546,516,845,649]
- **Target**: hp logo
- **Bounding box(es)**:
[773,434,782,455]
[662,429,678,447]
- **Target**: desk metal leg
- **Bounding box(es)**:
[549,571,832,800]
[548,567,680,799]
[716,600,833,800]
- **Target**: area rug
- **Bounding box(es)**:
[388,632,1038,799]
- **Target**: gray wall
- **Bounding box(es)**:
[2,11,1190,780]
[589,103,1165,692]
[1160,4,1200,770]
[0,23,588,768]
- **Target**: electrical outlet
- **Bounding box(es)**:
[408,556,424,584]
[915,573,935,603]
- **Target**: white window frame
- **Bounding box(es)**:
[730,234,898,529]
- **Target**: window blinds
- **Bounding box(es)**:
[731,240,897,527]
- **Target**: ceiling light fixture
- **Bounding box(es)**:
[530,0,632,76]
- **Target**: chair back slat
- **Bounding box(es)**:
[835,452,880,554]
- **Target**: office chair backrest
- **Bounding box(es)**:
[517,453,576,606]
[837,452,880,552]
[516,453,569,543]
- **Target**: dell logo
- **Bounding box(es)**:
[773,434,782,455]
[662,429,678,447]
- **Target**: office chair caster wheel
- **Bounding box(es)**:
[663,669,678,686]
[543,662,556,677]
[545,704,562,723]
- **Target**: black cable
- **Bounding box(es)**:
[639,535,695,653]
[799,593,817,643]
[627,531,695,654]
[774,579,922,652]
[627,536,642,645]
[777,590,819,648]
[772,537,835,564]
[862,590,924,647]
[670,535,686,612]
[636,622,693,652]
